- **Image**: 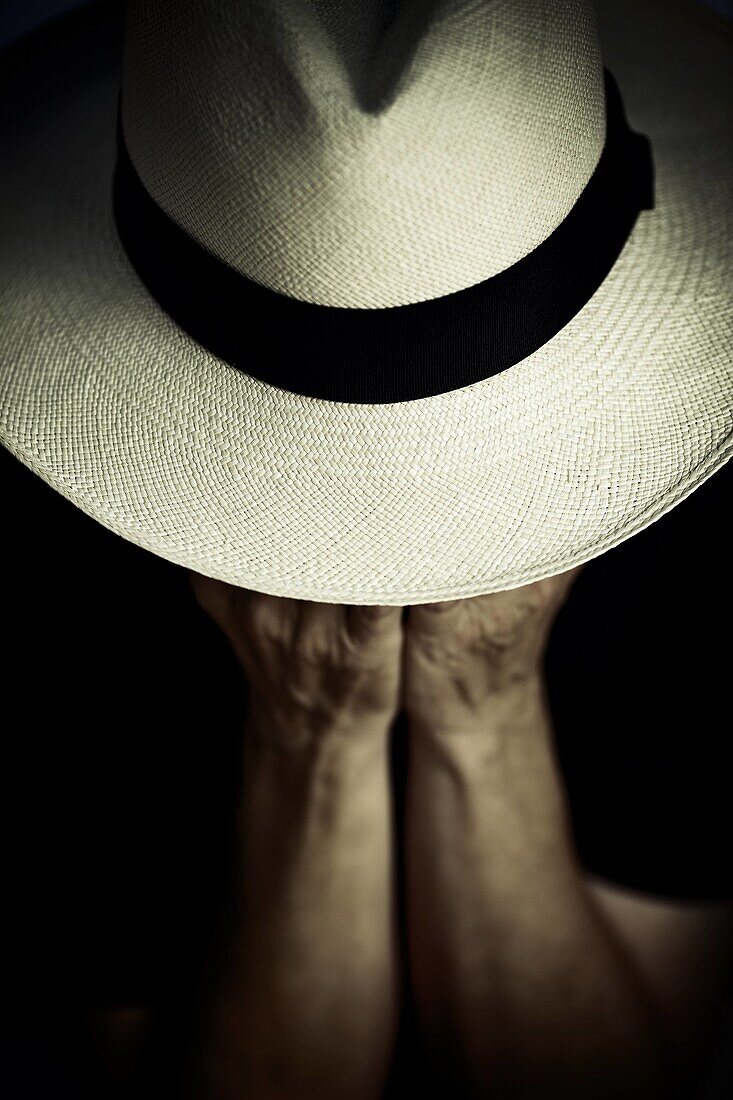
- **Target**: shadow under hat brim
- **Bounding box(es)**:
[0,0,731,604]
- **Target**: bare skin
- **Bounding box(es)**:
[148,567,733,1099]
[402,570,670,1098]
[183,582,404,1099]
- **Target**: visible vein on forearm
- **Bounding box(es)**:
[404,677,672,1099]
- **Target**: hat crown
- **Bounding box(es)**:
[120,0,606,308]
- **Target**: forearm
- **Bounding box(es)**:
[194,718,399,1100]
[405,676,673,1099]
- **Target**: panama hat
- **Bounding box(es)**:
[0,0,730,606]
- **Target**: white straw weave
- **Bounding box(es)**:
[0,0,731,604]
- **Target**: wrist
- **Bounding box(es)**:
[407,673,546,740]
[236,711,391,843]
[245,697,395,750]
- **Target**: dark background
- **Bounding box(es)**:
[0,0,731,48]
[1,1,731,1097]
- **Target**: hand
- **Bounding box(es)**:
[402,566,585,732]
[188,572,403,740]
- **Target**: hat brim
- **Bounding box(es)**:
[1,0,731,605]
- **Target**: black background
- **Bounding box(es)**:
[1,1,731,1095]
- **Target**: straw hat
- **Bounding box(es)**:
[0,0,730,605]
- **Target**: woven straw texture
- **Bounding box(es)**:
[120,0,605,306]
[0,0,731,604]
